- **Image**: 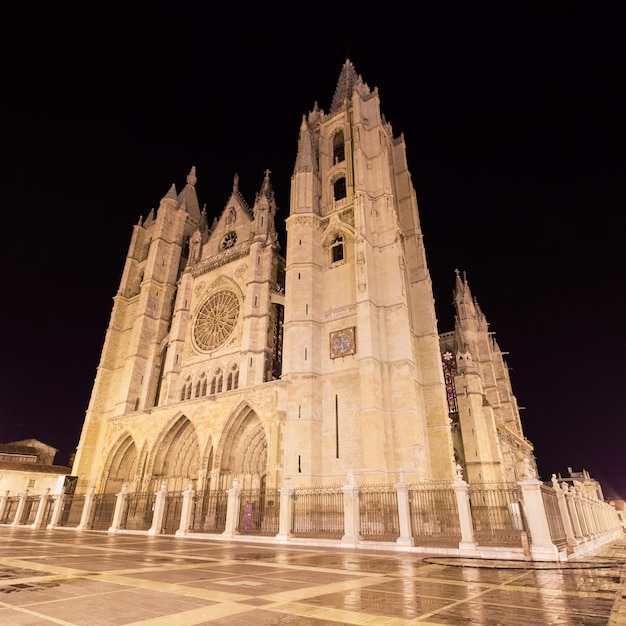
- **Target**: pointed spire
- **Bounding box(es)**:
[186,165,197,186]
[257,168,274,202]
[294,116,317,174]
[177,166,201,221]
[330,59,359,113]
[164,183,177,200]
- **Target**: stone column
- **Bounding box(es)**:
[0,491,10,521]
[551,475,577,548]
[395,475,414,547]
[564,485,584,542]
[76,486,96,530]
[47,490,66,529]
[32,488,51,528]
[176,481,196,537]
[518,479,560,561]
[108,484,128,533]
[148,481,168,536]
[453,479,478,555]
[341,471,360,547]
[276,477,294,541]
[10,489,29,527]
[222,478,241,538]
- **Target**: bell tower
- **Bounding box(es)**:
[282,61,456,485]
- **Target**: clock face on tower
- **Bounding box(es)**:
[330,327,356,358]
[193,290,240,351]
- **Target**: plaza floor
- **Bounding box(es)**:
[0,527,624,625]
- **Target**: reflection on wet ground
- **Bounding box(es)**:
[0,527,624,625]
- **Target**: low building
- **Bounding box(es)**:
[0,439,71,496]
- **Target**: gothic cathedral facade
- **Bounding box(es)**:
[71,61,536,495]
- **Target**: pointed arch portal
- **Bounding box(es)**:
[216,405,268,491]
[102,435,138,494]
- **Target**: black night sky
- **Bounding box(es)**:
[2,4,624,498]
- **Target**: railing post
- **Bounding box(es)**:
[452,474,478,555]
[518,475,560,561]
[47,489,66,529]
[573,487,591,541]
[563,484,584,542]
[148,481,168,536]
[76,486,96,530]
[108,484,128,533]
[395,472,414,546]
[10,489,29,527]
[0,491,10,521]
[32,488,51,528]
[222,478,241,538]
[276,476,294,541]
[176,481,196,537]
[341,470,360,547]
[551,475,577,548]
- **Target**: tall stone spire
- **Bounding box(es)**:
[176,166,201,221]
[330,59,359,113]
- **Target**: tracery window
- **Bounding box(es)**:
[442,351,459,414]
[211,368,223,395]
[226,364,239,391]
[195,372,207,397]
[333,130,345,164]
[331,233,345,264]
[181,376,192,401]
[333,176,347,201]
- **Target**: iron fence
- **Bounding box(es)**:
[190,490,227,533]
[359,484,400,541]
[57,494,86,528]
[408,482,461,546]
[0,497,19,524]
[162,493,184,534]
[89,494,117,530]
[469,482,528,547]
[292,486,344,539]
[122,492,155,531]
[237,489,280,536]
[541,484,568,549]
[21,496,39,525]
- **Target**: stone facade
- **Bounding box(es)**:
[71,60,536,495]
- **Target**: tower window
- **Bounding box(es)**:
[331,234,344,263]
[333,177,347,201]
[333,130,345,164]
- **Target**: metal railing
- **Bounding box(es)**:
[237,489,280,536]
[359,484,400,541]
[408,482,461,546]
[469,483,528,547]
[292,486,344,539]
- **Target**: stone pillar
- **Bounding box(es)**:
[453,479,478,555]
[564,485,584,542]
[395,475,414,547]
[341,471,360,546]
[32,488,51,528]
[176,481,196,537]
[76,486,96,530]
[148,482,168,536]
[574,488,592,540]
[108,484,128,533]
[276,477,294,541]
[0,491,10,521]
[519,479,560,561]
[222,478,241,538]
[551,475,577,548]
[10,489,29,527]
[47,490,66,529]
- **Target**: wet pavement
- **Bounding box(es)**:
[0,527,624,625]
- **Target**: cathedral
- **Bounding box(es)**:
[71,60,536,497]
